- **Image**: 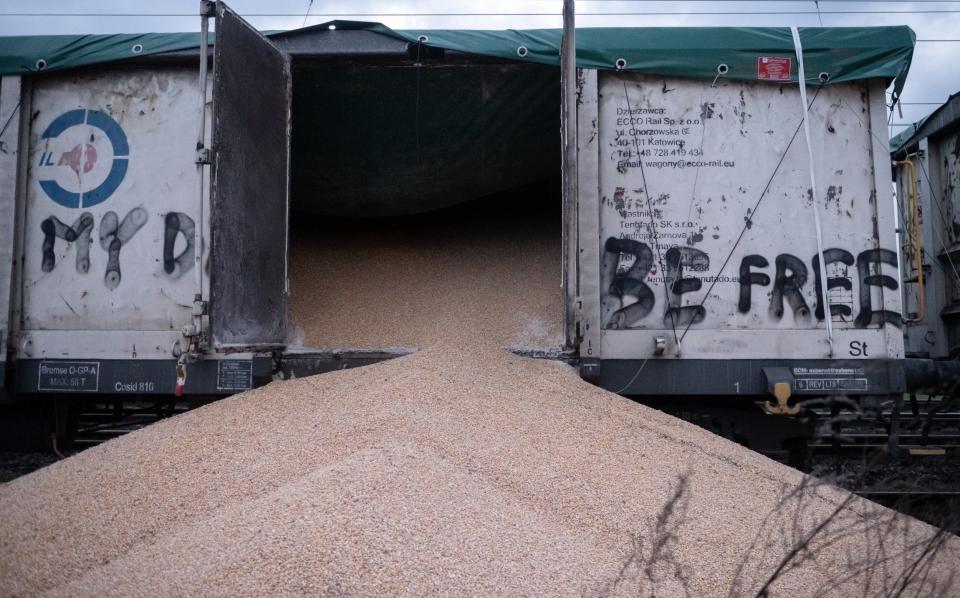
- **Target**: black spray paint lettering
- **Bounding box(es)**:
[601,236,904,330]
[811,249,855,320]
[663,246,707,327]
[737,254,769,313]
[601,237,655,328]
[163,212,196,278]
[855,248,903,328]
[98,208,148,289]
[40,213,94,274]
[769,254,810,322]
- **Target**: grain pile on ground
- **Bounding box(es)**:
[288,188,563,351]
[2,189,957,596]
[2,346,957,596]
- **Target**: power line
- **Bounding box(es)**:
[3,10,960,17]
[301,0,314,28]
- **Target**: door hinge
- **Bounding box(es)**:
[200,0,216,18]
[196,147,212,165]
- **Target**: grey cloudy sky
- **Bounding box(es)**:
[1,1,958,130]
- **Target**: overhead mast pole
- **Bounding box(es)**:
[561,0,578,348]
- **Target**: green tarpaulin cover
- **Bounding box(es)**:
[0,22,915,96]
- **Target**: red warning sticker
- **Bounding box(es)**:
[756,56,792,81]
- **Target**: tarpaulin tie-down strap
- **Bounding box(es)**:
[792,26,834,356]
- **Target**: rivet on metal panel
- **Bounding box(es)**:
[615,58,627,71]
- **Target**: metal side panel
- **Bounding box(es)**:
[599,358,906,396]
[15,356,272,395]
[594,73,903,361]
[0,76,20,387]
[867,79,905,361]
[210,2,291,350]
[576,69,601,369]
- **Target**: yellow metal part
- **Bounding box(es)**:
[897,158,925,324]
[763,382,799,415]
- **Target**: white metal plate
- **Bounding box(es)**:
[594,73,902,359]
[22,69,203,333]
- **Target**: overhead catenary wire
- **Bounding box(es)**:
[4,10,960,17]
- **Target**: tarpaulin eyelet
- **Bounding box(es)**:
[712,64,729,87]
[417,35,429,43]
[818,72,830,83]
[131,44,143,54]
[615,58,627,70]
[35,59,46,70]
[516,46,528,57]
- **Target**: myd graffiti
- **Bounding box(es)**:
[40,209,196,289]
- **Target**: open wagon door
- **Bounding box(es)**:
[209,1,291,351]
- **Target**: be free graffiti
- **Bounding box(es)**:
[601,237,902,330]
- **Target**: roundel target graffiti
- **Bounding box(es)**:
[37,109,129,209]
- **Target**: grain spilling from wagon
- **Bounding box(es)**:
[1,342,956,595]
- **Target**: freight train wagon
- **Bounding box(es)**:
[1,2,956,459]
[893,92,960,360]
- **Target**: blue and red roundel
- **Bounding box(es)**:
[37,109,129,209]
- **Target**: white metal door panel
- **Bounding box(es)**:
[0,77,21,379]
[593,73,902,359]
[22,69,202,332]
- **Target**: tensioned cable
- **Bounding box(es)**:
[4,10,960,16]
[844,101,960,289]
[620,77,681,350]
[916,158,960,287]
[678,84,825,343]
[0,99,21,140]
[301,0,314,28]
[792,26,834,353]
